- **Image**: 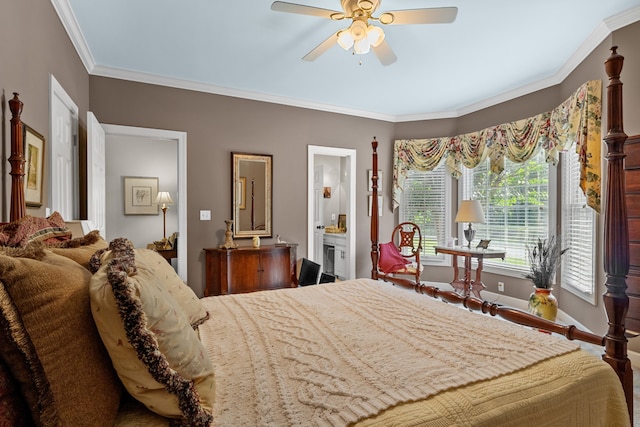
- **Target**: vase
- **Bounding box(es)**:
[527,287,558,322]
[252,235,261,248]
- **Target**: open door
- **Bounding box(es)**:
[87,112,106,237]
[313,164,324,266]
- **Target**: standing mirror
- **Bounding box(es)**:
[232,152,272,238]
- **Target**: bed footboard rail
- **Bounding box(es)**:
[411,282,604,346]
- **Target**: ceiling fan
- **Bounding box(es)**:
[271,0,458,65]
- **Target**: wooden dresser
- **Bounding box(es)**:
[204,244,298,296]
[624,134,640,334]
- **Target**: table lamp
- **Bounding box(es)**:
[154,191,174,249]
[455,200,485,247]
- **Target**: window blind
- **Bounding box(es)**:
[560,149,596,302]
[461,150,550,272]
[399,164,450,262]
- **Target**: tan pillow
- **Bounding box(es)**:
[47,230,108,269]
[90,245,208,328]
[0,246,122,426]
[90,238,214,424]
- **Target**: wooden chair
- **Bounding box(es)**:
[377,222,423,287]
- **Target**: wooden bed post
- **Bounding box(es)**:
[603,46,633,419]
[8,93,25,222]
[370,137,380,280]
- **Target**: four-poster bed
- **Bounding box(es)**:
[0,47,633,425]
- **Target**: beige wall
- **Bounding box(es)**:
[2,1,640,345]
[87,78,396,294]
[0,0,90,221]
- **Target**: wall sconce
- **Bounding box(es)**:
[154,191,174,249]
[455,200,485,247]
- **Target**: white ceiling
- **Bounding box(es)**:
[55,0,640,122]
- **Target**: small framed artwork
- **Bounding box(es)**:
[124,176,159,215]
[23,124,45,207]
[368,194,383,217]
[238,177,246,210]
[323,186,331,198]
[476,239,491,249]
[338,214,346,231]
[367,169,383,192]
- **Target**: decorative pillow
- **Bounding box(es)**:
[378,241,411,273]
[0,338,33,426]
[0,212,71,247]
[89,238,214,425]
[0,246,122,426]
[46,230,108,270]
[90,245,209,329]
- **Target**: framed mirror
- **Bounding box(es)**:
[232,152,272,238]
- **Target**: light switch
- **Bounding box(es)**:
[199,210,211,221]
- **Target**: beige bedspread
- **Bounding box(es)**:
[194,278,629,426]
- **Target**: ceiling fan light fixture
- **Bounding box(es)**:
[366,25,384,47]
[337,30,354,50]
[349,20,368,40]
[353,37,371,54]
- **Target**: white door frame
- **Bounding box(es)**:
[307,145,356,279]
[102,124,188,281]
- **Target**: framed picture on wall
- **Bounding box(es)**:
[367,169,383,192]
[124,176,159,215]
[23,124,45,207]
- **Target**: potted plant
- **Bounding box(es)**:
[524,236,569,321]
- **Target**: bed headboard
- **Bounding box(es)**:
[369,46,634,418]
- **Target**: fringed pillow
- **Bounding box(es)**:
[46,230,108,270]
[0,356,33,427]
[0,212,72,247]
[0,246,122,426]
[89,238,214,426]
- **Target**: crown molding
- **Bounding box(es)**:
[50,0,96,73]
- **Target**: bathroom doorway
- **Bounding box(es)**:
[307,145,356,280]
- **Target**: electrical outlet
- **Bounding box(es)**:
[498,282,505,292]
[199,210,211,221]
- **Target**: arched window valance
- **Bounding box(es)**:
[392,80,602,213]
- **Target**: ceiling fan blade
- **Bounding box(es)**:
[302,32,339,61]
[372,40,397,66]
[271,1,342,20]
[383,7,458,25]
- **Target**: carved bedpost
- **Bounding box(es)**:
[8,93,25,222]
[602,46,633,419]
[370,137,379,280]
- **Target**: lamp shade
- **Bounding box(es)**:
[455,200,485,223]
[154,191,174,208]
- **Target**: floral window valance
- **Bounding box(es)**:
[393,80,602,213]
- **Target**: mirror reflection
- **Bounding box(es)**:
[232,152,272,238]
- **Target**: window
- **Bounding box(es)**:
[399,163,451,264]
[460,149,553,274]
[560,149,596,303]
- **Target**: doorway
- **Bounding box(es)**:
[49,74,79,220]
[307,145,356,280]
[102,124,188,281]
